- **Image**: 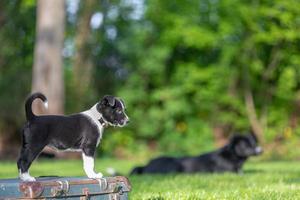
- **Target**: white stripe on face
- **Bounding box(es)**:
[119,99,125,110]
[118,99,129,121]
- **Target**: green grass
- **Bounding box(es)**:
[1,159,300,199]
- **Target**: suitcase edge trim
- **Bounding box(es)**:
[18,176,131,198]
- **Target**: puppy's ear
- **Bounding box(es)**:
[249,131,258,142]
[228,134,242,148]
[229,134,238,143]
[119,98,126,108]
[102,95,116,107]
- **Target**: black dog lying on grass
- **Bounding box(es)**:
[131,133,262,175]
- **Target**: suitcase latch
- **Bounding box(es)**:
[109,183,123,200]
[51,180,69,197]
[113,183,123,195]
[19,182,44,198]
[80,188,90,200]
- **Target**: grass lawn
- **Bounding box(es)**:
[1,159,300,199]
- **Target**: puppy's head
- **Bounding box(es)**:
[96,95,129,127]
[229,132,263,158]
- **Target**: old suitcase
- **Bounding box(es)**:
[0,176,131,199]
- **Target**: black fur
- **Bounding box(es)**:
[17,92,129,177]
[25,92,47,121]
[97,95,129,126]
[130,133,262,175]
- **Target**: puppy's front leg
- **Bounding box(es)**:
[82,153,103,179]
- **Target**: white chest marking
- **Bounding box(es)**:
[81,104,104,146]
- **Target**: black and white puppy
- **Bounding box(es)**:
[18,92,129,181]
[130,133,262,175]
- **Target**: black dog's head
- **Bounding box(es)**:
[229,132,263,158]
[97,95,129,127]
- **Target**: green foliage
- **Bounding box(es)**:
[1,0,300,158]
[0,1,36,133]
[100,0,300,156]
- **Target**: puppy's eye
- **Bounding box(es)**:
[116,109,122,114]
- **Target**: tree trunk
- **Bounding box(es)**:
[73,0,97,107]
[241,44,265,143]
[244,88,264,143]
[32,0,65,115]
[213,125,230,147]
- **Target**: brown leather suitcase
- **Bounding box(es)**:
[0,176,131,199]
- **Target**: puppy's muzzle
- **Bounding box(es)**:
[123,118,130,125]
[255,146,263,155]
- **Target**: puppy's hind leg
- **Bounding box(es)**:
[17,130,46,181]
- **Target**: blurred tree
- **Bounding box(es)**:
[99,0,300,157]
[0,0,300,159]
[32,0,65,114]
[72,0,97,109]
[0,0,36,157]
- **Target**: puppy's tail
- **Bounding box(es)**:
[25,92,48,121]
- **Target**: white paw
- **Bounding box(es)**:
[87,172,103,179]
[20,175,36,182]
[19,170,36,182]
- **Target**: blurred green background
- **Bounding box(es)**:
[0,0,300,161]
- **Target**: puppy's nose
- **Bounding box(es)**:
[255,146,263,154]
[126,119,130,124]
